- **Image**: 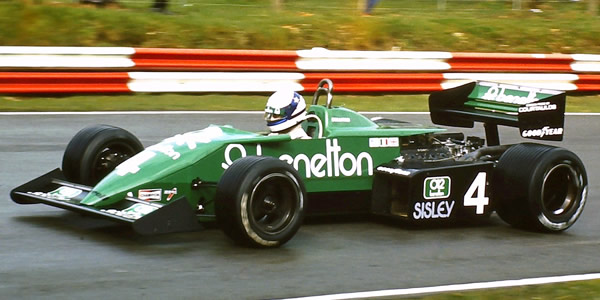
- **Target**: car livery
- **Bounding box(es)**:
[11,80,588,248]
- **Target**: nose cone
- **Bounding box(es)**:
[80,189,115,206]
[80,126,229,207]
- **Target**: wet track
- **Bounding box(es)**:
[1,112,599,299]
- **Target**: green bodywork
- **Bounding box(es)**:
[10,81,569,232]
[82,105,444,221]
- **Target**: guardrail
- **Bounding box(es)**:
[1,46,600,94]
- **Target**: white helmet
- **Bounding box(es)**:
[264,90,307,133]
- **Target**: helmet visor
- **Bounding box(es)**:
[264,102,296,125]
[264,105,286,123]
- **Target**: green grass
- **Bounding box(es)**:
[1,0,599,52]
[0,94,431,112]
[2,93,599,112]
[404,279,600,300]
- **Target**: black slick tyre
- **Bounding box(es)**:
[62,125,144,186]
[215,156,306,248]
[493,143,588,232]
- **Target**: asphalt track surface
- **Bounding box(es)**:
[1,112,599,299]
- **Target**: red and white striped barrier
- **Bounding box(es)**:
[0,47,135,69]
[2,46,600,73]
[2,72,600,94]
[1,46,600,94]
[0,72,131,93]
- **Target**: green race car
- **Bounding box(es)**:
[11,79,588,248]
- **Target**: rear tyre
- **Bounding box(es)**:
[215,156,305,248]
[62,125,143,186]
[493,143,588,232]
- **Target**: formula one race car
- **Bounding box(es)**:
[11,79,588,248]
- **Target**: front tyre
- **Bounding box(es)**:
[493,143,588,232]
[215,156,305,248]
[62,125,143,186]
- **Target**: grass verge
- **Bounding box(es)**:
[406,279,600,300]
[1,93,599,113]
[1,0,599,53]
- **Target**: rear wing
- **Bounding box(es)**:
[429,81,566,146]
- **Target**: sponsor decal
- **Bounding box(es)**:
[280,139,373,178]
[518,101,557,113]
[424,176,451,199]
[413,200,455,220]
[331,117,351,123]
[222,144,254,169]
[481,84,539,105]
[376,166,412,176]
[101,203,158,220]
[521,126,563,138]
[410,172,490,220]
[138,189,162,201]
[164,188,178,201]
[222,139,373,178]
[28,186,83,201]
[369,137,399,148]
[464,172,489,214]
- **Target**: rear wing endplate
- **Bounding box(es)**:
[429,81,566,146]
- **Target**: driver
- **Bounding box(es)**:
[264,90,309,139]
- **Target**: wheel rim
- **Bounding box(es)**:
[541,163,582,218]
[91,142,138,183]
[248,172,301,236]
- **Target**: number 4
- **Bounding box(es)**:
[464,172,489,214]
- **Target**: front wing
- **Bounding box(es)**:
[10,169,201,235]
